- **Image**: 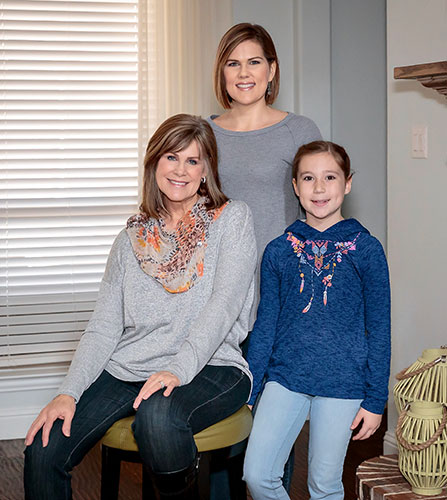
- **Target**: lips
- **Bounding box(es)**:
[236,82,255,90]
[312,200,329,206]
[168,179,188,187]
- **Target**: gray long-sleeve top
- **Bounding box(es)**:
[207,113,322,322]
[207,113,322,261]
[58,201,256,402]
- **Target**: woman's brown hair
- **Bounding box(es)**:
[292,141,352,181]
[213,23,280,109]
[140,114,228,217]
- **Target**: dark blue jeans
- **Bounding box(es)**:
[24,365,250,500]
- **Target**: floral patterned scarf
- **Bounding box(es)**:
[126,198,229,293]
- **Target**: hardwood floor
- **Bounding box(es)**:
[0,412,386,500]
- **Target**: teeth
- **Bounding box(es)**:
[236,83,254,89]
[169,180,187,186]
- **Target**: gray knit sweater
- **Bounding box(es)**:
[207,113,321,260]
[58,201,256,402]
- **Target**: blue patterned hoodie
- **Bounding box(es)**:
[246,218,391,414]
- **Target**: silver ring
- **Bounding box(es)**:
[159,381,165,389]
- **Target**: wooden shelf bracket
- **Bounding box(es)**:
[394,61,447,98]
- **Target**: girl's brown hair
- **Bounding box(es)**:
[213,23,280,109]
[140,114,228,217]
[292,141,352,181]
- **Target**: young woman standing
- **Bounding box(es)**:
[207,23,322,494]
[208,23,322,269]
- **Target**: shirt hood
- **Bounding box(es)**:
[284,218,370,241]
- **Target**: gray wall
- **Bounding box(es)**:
[232,0,296,113]
[330,0,387,244]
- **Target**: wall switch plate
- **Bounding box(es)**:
[411,125,428,158]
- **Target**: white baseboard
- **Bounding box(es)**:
[383,429,398,455]
[0,365,68,440]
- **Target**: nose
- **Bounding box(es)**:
[314,179,325,193]
[173,159,187,176]
[238,62,249,78]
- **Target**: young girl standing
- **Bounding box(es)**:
[243,141,391,500]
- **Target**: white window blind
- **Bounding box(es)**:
[0,0,145,368]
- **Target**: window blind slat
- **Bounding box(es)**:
[1,0,142,368]
[0,292,98,307]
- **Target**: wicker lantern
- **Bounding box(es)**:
[396,401,447,495]
[394,347,447,414]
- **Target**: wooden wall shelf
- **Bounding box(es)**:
[394,61,447,98]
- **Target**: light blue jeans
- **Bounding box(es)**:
[243,381,362,500]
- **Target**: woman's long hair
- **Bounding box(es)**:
[140,114,228,217]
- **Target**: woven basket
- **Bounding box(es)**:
[396,401,447,496]
[394,348,447,414]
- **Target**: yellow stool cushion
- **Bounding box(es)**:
[101,405,253,453]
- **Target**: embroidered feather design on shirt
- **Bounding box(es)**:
[287,232,359,313]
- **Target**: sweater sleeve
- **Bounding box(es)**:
[245,242,281,405]
[359,237,391,414]
[167,201,257,385]
[287,114,322,148]
[57,230,127,402]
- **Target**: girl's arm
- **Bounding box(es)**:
[246,242,282,405]
[57,230,127,402]
[166,201,257,385]
[359,237,391,415]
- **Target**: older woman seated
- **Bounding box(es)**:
[24,114,256,500]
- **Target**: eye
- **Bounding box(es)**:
[249,59,261,65]
[166,154,177,161]
[187,159,199,166]
[326,175,337,181]
[226,61,239,67]
[302,175,313,182]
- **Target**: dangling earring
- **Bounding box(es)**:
[201,177,206,184]
[266,81,272,96]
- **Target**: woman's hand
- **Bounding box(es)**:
[350,407,382,441]
[25,394,76,447]
[133,371,180,409]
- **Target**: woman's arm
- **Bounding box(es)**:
[56,230,128,402]
[25,231,128,446]
[166,201,257,385]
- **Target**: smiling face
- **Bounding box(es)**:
[223,39,276,108]
[155,140,206,217]
[293,152,352,231]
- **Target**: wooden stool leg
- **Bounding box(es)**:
[227,452,247,500]
[142,464,157,499]
[101,445,121,500]
[198,452,211,500]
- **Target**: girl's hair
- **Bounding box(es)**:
[292,141,352,181]
[140,114,228,217]
[213,23,280,109]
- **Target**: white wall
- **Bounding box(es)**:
[0,366,66,439]
[385,0,447,453]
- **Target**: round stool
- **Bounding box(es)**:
[100,405,253,499]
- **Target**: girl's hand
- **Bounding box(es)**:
[350,407,382,441]
[133,371,180,409]
[247,404,253,411]
[25,394,76,447]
